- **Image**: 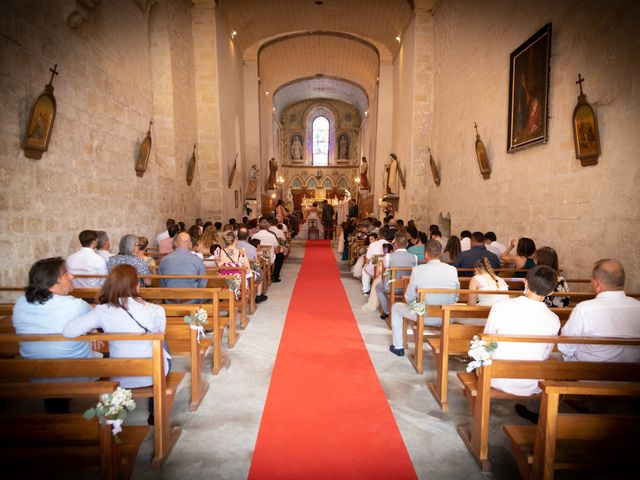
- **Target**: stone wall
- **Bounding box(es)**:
[429,0,640,288]
[0,0,201,286]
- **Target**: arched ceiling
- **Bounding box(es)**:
[217,0,414,62]
[273,77,369,121]
[259,33,379,109]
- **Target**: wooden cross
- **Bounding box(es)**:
[48,64,59,85]
[474,122,479,136]
[576,73,585,95]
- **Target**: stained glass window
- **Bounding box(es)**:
[312,116,329,166]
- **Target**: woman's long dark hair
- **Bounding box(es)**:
[25,257,66,304]
[97,264,140,310]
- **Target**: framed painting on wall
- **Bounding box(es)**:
[507,23,552,152]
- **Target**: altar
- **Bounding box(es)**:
[300,188,339,220]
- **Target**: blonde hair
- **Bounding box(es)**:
[476,256,500,288]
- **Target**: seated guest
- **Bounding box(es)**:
[155,218,175,246]
[454,231,501,276]
[107,234,151,286]
[136,236,157,271]
[460,230,472,251]
[95,231,113,262]
[361,227,390,295]
[251,218,285,283]
[386,218,397,242]
[389,240,459,356]
[66,229,108,288]
[158,224,181,254]
[376,233,418,320]
[188,225,201,245]
[214,221,223,232]
[467,257,509,306]
[406,226,425,261]
[559,259,640,362]
[430,230,444,247]
[13,257,98,413]
[236,227,257,261]
[204,243,222,267]
[442,235,461,263]
[501,237,536,277]
[484,231,507,257]
[159,232,207,290]
[534,246,569,308]
[63,264,170,424]
[483,265,560,396]
[195,217,204,234]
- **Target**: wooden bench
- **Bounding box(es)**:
[456,334,640,471]
[0,381,148,479]
[427,305,574,411]
[503,380,640,479]
[0,332,183,469]
[257,246,273,292]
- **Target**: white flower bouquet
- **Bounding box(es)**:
[184,307,208,342]
[226,274,242,300]
[408,299,427,316]
[466,335,498,373]
[84,387,136,442]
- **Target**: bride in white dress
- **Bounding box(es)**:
[299,203,324,240]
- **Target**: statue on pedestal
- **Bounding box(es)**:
[266,157,277,191]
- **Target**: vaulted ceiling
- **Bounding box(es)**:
[217,0,416,116]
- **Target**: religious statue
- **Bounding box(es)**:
[266,157,277,191]
[385,153,405,196]
[291,135,303,160]
[338,134,349,159]
[359,156,369,190]
[246,164,259,197]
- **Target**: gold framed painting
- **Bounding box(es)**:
[136,122,152,177]
[572,101,600,166]
[24,85,57,159]
[507,23,552,152]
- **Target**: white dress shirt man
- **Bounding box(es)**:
[460,231,471,252]
[361,228,390,294]
[484,231,507,258]
[252,218,285,282]
[483,265,561,396]
[66,230,107,288]
[155,218,175,246]
[95,231,113,262]
[559,259,640,362]
[389,240,459,356]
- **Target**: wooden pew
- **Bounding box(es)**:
[456,334,640,471]
[427,305,574,411]
[0,332,183,469]
[0,381,148,479]
[257,246,273,292]
[503,380,640,479]
[205,268,252,329]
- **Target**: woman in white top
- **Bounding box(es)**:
[467,256,509,306]
[63,264,170,389]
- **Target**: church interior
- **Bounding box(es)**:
[1,0,639,478]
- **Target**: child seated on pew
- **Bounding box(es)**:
[63,264,170,424]
[483,265,560,397]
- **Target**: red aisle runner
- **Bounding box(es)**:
[248,241,417,479]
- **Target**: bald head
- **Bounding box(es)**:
[592,259,625,291]
[175,232,192,249]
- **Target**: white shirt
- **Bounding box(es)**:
[251,229,279,262]
[155,230,169,246]
[559,291,640,363]
[63,298,170,388]
[486,241,507,258]
[460,237,471,252]
[66,247,108,288]
[484,296,560,396]
[364,239,390,276]
[269,226,286,242]
[96,249,113,262]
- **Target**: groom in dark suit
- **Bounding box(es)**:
[321,200,335,240]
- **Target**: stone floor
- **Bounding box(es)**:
[132,242,525,479]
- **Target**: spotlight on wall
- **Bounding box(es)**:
[271,193,276,198]
[364,111,368,116]
[395,36,401,43]
[231,30,237,38]
[265,91,270,95]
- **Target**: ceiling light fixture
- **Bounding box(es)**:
[231,30,237,38]
[396,36,401,42]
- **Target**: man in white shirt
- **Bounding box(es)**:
[389,240,459,356]
[460,230,471,251]
[361,227,390,295]
[155,218,175,246]
[483,265,560,396]
[559,259,640,362]
[484,231,507,257]
[268,217,288,255]
[252,218,284,282]
[66,230,108,288]
[95,231,113,262]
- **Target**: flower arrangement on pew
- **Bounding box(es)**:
[184,307,208,342]
[226,274,242,300]
[382,268,392,283]
[466,335,498,373]
[408,299,427,316]
[84,387,136,442]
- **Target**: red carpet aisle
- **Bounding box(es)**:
[249,241,417,479]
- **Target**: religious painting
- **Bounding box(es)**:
[24,85,57,160]
[428,148,441,186]
[234,190,239,208]
[572,77,600,166]
[507,23,552,152]
[186,144,196,186]
[135,121,152,177]
[228,153,238,188]
[474,123,491,179]
[290,134,303,160]
[337,133,350,159]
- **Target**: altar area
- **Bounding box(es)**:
[299,188,340,220]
